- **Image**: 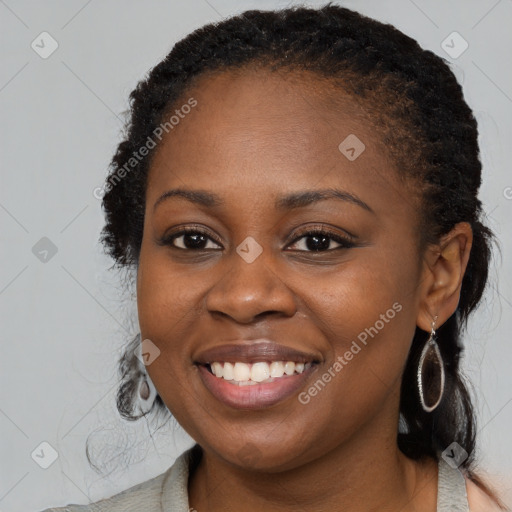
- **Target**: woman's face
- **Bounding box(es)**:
[137,68,428,471]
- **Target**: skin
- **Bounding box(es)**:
[136,68,475,511]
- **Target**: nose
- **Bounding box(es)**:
[205,247,297,324]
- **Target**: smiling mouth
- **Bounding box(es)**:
[194,341,321,408]
[196,359,319,409]
[204,360,316,385]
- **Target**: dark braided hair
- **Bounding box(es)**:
[98,3,502,504]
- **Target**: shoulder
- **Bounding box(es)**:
[465,476,505,512]
[37,446,198,512]
[37,464,172,512]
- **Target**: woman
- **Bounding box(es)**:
[42,4,507,511]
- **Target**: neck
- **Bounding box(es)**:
[188,413,438,512]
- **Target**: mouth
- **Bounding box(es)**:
[194,341,321,409]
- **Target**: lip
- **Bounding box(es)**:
[194,340,320,365]
[197,363,318,409]
[194,340,321,409]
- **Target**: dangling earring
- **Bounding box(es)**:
[417,315,445,413]
[132,333,158,415]
[139,376,150,400]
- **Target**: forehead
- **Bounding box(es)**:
[147,68,414,216]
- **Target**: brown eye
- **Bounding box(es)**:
[160,228,222,250]
[287,229,355,252]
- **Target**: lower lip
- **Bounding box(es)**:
[197,364,317,410]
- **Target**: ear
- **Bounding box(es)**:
[417,222,473,332]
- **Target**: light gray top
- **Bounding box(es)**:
[40,445,469,511]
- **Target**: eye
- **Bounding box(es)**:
[287,227,355,252]
[159,227,222,251]
[158,225,355,253]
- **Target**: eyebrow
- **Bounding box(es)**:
[153,187,374,214]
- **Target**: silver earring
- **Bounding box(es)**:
[417,315,445,413]
[139,377,150,400]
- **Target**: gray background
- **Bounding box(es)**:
[1,0,511,510]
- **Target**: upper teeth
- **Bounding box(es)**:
[210,361,308,383]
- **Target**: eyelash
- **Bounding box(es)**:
[159,224,356,252]
[289,225,356,251]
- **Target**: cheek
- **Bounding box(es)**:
[136,248,204,339]
[299,243,418,345]
[293,244,420,408]
[136,249,209,429]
